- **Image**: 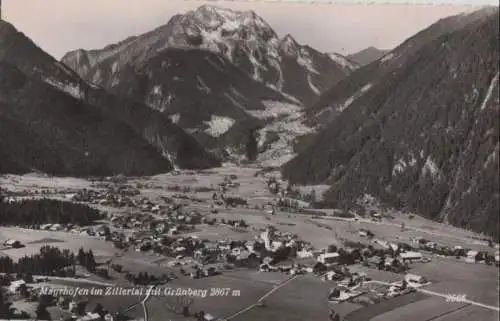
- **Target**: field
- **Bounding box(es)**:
[0,227,120,259]
[1,165,498,321]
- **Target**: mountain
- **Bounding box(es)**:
[347,46,389,66]
[306,7,498,127]
[61,4,354,106]
[282,9,499,239]
[0,20,220,174]
[326,52,360,71]
[0,62,171,176]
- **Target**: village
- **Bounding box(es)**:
[0,165,499,321]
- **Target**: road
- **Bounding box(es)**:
[364,280,500,312]
[222,275,299,320]
[123,285,155,321]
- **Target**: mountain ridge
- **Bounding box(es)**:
[0,20,221,173]
[61,4,355,106]
[282,8,499,239]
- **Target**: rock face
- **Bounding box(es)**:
[61,4,354,107]
[0,20,220,175]
[282,9,499,239]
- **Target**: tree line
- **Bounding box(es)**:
[0,246,96,276]
[0,198,103,226]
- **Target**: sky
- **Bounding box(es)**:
[2,0,494,59]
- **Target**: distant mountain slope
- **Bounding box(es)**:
[347,46,389,66]
[61,4,354,106]
[282,9,499,239]
[307,7,497,127]
[0,62,172,176]
[0,20,220,170]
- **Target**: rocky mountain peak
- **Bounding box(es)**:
[279,34,300,56]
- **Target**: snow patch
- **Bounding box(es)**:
[421,156,440,179]
[338,83,372,112]
[380,53,394,63]
[247,100,302,119]
[196,76,211,93]
[297,49,319,74]
[308,75,321,95]
[326,53,359,71]
[392,154,417,175]
[43,78,82,100]
[480,72,499,110]
[204,116,235,137]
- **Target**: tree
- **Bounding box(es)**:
[93,303,105,316]
[35,303,52,320]
[85,250,96,272]
[0,289,13,319]
[77,248,86,266]
[245,130,258,162]
[327,245,338,253]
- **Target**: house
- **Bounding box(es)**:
[8,280,26,293]
[399,251,423,263]
[465,250,481,263]
[404,274,428,287]
[4,239,22,248]
[236,252,260,267]
[317,252,340,265]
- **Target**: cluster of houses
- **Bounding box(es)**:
[3,275,125,321]
[411,237,499,265]
[68,187,142,209]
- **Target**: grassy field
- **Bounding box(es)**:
[0,227,119,259]
[232,274,333,321]
[434,305,500,321]
[146,273,273,321]
[342,291,429,321]
[370,297,469,321]
[409,257,499,306]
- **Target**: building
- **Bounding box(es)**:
[4,239,22,248]
[399,251,423,263]
[317,252,340,265]
[8,280,26,293]
[465,250,481,263]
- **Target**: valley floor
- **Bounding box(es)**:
[0,164,498,321]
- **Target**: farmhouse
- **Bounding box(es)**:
[8,280,26,293]
[399,251,423,263]
[4,239,22,248]
[465,250,481,263]
[317,252,340,265]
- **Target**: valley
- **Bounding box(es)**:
[0,2,498,321]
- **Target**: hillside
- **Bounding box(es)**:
[0,20,220,170]
[61,4,354,106]
[306,7,497,127]
[282,9,499,239]
[347,46,389,66]
[0,62,171,176]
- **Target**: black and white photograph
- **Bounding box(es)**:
[0,0,499,320]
